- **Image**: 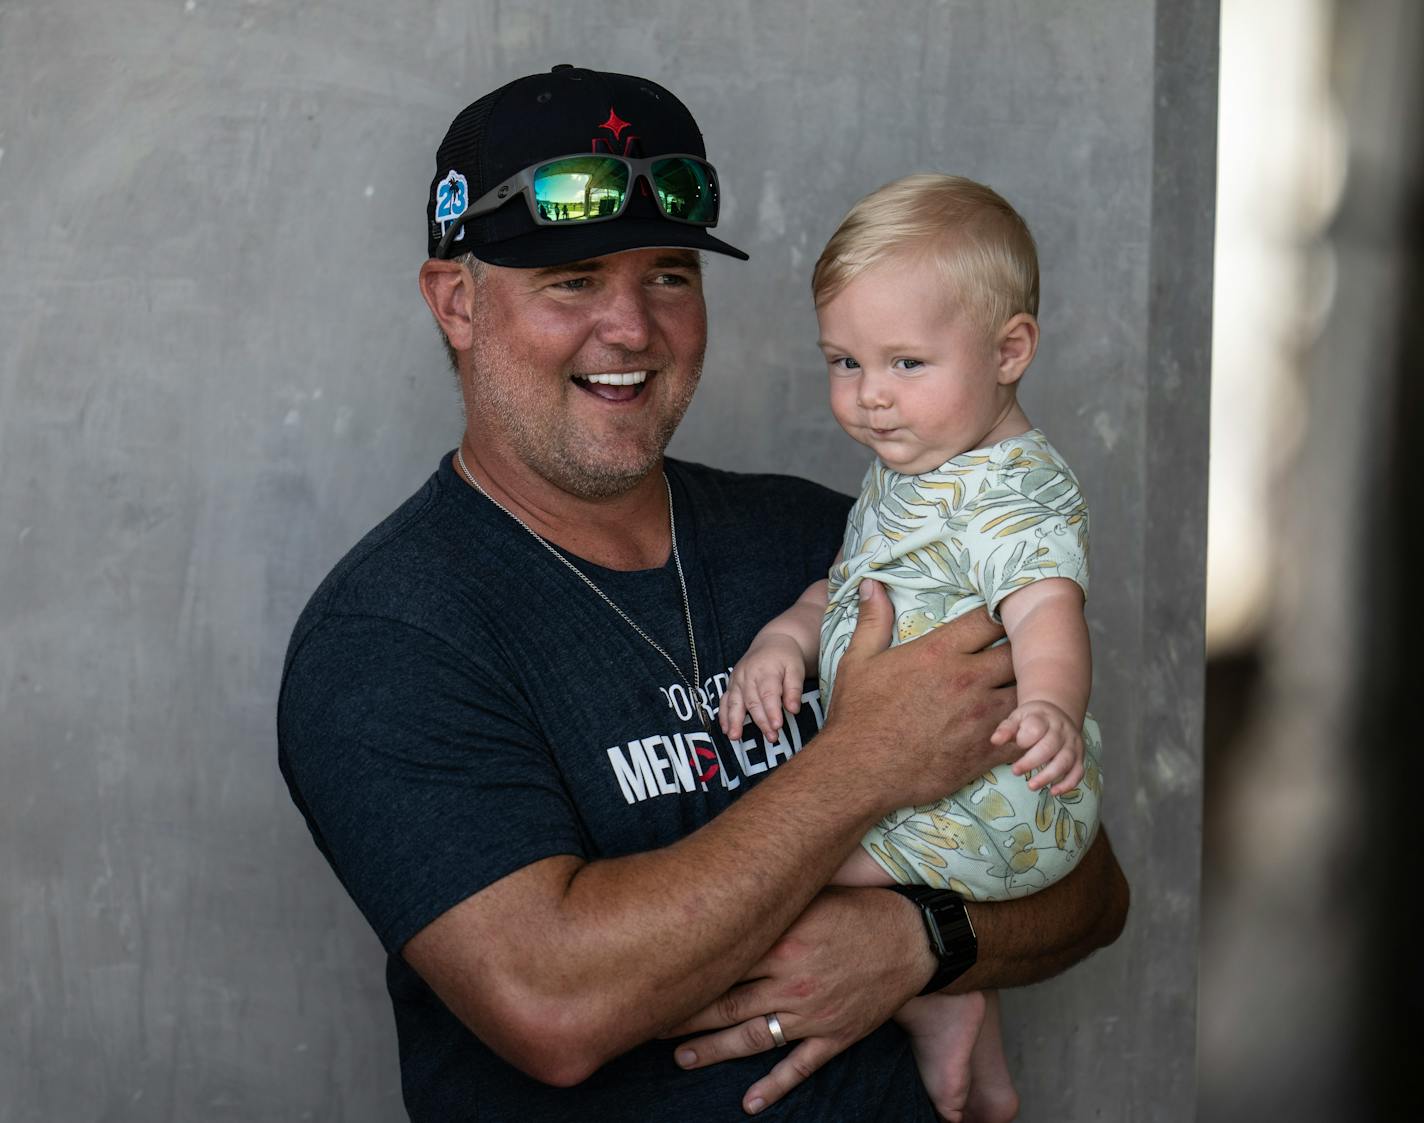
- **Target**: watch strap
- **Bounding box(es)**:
[885,885,978,995]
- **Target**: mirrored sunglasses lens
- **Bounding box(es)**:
[532,157,629,223]
[651,158,718,223]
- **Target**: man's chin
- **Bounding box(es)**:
[535,445,669,500]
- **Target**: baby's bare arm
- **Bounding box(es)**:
[764,578,830,669]
[994,579,1091,793]
[719,579,829,742]
[997,578,1090,723]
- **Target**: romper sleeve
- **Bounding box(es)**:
[960,445,1091,621]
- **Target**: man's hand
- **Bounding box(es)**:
[661,830,1129,1113]
[823,580,1018,810]
[664,887,931,1115]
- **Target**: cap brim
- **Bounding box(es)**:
[467,218,750,268]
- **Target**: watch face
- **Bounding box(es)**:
[885,885,977,994]
[925,911,950,956]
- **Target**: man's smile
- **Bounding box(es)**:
[572,369,656,402]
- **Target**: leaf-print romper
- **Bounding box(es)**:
[820,429,1103,899]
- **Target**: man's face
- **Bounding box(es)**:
[464,248,708,499]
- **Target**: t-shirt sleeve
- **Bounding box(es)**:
[962,456,1091,621]
[278,613,584,955]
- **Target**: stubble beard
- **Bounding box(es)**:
[465,334,704,501]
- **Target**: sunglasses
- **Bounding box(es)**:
[435,153,722,258]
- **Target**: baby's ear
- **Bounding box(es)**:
[996,313,1039,385]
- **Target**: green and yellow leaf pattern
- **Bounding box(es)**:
[820,429,1103,900]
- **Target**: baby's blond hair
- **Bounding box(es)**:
[812,174,1039,340]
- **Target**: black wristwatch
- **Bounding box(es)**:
[886,885,978,995]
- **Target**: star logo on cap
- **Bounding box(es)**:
[598,107,631,140]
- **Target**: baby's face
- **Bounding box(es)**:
[817,258,1017,474]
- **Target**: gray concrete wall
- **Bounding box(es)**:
[0,2,1214,1119]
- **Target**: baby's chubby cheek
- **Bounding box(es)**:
[827,393,865,437]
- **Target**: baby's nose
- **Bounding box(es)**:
[857,372,893,409]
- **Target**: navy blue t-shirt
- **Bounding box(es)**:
[278,454,935,1122]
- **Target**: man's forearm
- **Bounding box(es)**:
[654,827,1129,1104]
[409,734,907,1084]
[406,593,1019,1083]
[557,735,889,1000]
[520,602,1023,1052]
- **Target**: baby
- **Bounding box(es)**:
[720,174,1103,1122]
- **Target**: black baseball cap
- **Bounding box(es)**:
[426,65,749,267]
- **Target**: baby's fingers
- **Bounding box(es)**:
[781,668,803,718]
[1027,736,1085,790]
[1014,713,1050,751]
[990,713,1022,746]
[746,686,784,744]
[720,685,748,737]
[1026,748,1072,790]
[1011,730,1061,777]
[1049,759,1086,796]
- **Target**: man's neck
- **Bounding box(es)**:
[456,441,673,572]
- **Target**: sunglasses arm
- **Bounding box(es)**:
[435,169,535,258]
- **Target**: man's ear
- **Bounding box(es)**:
[995,313,1039,386]
[419,259,478,354]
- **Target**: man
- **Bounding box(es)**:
[278,65,1128,1121]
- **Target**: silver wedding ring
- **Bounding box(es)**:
[765,1012,787,1047]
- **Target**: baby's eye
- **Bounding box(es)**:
[829,356,860,372]
[894,358,925,372]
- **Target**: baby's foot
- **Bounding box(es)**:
[963,990,1019,1123]
[894,990,987,1122]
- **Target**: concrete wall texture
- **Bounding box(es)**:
[0,2,1215,1120]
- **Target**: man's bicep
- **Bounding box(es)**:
[401,853,586,1074]
[277,615,585,955]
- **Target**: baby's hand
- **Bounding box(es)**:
[992,700,1084,795]
[719,634,806,745]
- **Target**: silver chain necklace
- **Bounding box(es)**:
[455,447,716,733]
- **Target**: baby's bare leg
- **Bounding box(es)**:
[894,991,988,1122]
[831,851,1020,1119]
[963,990,1019,1122]
[833,846,892,886]
[896,991,1021,1123]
